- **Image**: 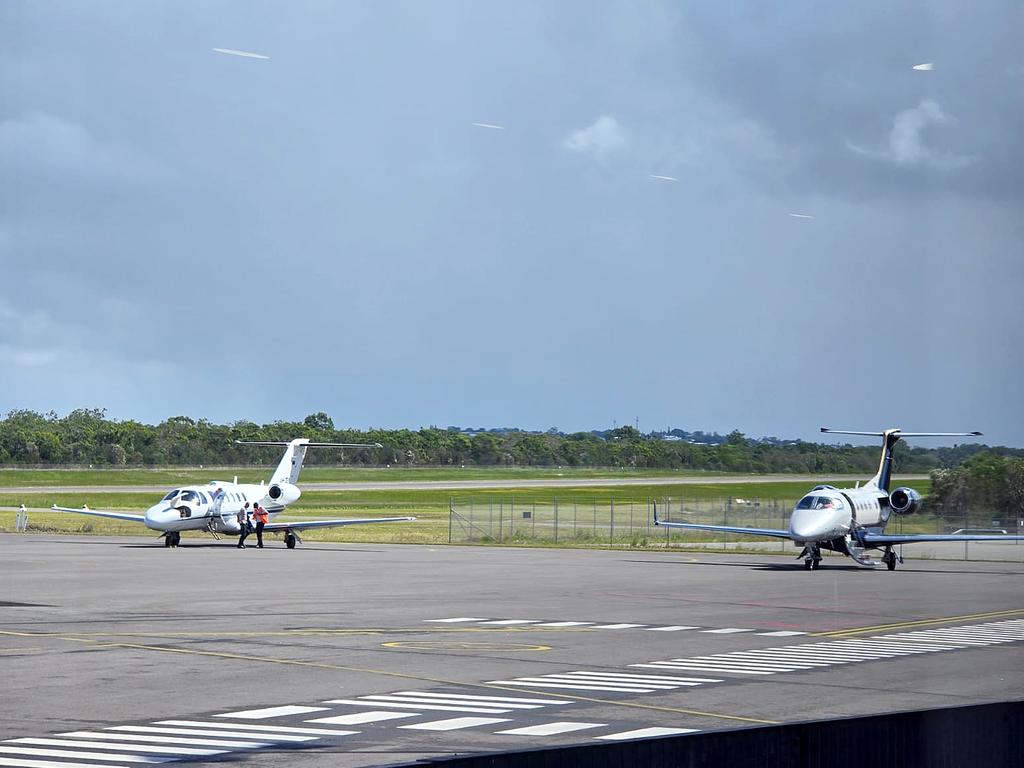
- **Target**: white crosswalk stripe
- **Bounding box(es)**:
[0,747,171,764]
[498,722,606,736]
[422,617,807,634]
[597,727,698,740]
[399,717,510,731]
[306,712,418,725]
[105,726,314,742]
[0,758,138,768]
[324,698,510,714]
[8,739,224,757]
[154,720,352,737]
[381,691,572,706]
[59,732,268,749]
[634,618,1024,677]
[487,669,719,693]
[214,706,328,720]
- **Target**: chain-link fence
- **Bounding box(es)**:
[448,496,1024,561]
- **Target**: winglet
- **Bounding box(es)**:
[653,500,660,526]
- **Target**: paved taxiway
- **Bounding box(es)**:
[2,534,1022,767]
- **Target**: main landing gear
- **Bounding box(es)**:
[882,547,898,571]
[163,532,181,548]
[284,532,297,549]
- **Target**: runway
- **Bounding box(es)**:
[2,534,1022,767]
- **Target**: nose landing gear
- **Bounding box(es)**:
[162,531,182,548]
[798,545,822,570]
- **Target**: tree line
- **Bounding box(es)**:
[2,409,1021,475]
[928,453,1024,518]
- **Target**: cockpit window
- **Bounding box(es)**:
[797,495,845,510]
[180,490,198,502]
[162,489,181,501]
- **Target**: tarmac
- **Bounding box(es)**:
[2,534,1022,767]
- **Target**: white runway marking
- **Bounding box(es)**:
[756,631,807,636]
[535,622,593,627]
[635,618,1024,677]
[325,698,511,714]
[644,626,700,632]
[383,691,571,706]
[591,623,645,630]
[107,726,313,742]
[399,717,510,731]
[0,747,170,764]
[215,705,328,719]
[701,628,755,634]
[307,712,417,725]
[155,720,351,737]
[424,617,486,623]
[0,758,137,768]
[60,732,267,749]
[498,722,606,736]
[9,739,223,757]
[477,619,538,625]
[212,48,269,59]
[488,668,720,694]
[597,727,698,740]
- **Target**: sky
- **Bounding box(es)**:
[1,1,1022,446]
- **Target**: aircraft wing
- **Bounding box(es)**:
[52,505,147,523]
[654,520,792,540]
[652,501,790,539]
[263,516,416,532]
[861,531,1024,546]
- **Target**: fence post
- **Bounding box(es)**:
[610,499,615,547]
[510,497,514,540]
[554,498,559,545]
[499,501,504,544]
[448,496,453,544]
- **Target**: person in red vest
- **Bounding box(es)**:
[252,502,270,548]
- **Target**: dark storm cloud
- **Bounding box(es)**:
[0,1,1020,444]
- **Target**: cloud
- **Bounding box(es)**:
[847,100,972,171]
[10,349,58,368]
[563,115,626,161]
[0,111,169,183]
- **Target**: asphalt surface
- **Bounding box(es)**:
[2,474,926,494]
[2,534,1022,768]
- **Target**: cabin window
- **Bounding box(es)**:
[198,492,208,504]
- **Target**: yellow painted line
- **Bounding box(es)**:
[0,629,774,725]
[814,607,1024,638]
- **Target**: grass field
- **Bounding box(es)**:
[0,466,723,487]
[0,476,936,547]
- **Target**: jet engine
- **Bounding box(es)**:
[889,487,922,515]
[268,482,301,505]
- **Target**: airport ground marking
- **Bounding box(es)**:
[813,608,1024,638]
[0,629,775,725]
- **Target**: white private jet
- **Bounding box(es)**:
[53,439,415,549]
[654,428,1024,570]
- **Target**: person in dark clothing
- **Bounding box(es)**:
[236,502,252,548]
[252,503,269,548]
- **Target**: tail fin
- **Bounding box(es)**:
[235,439,383,485]
[820,428,982,492]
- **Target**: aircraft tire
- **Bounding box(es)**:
[885,552,897,571]
[803,559,813,570]
[811,558,821,570]
[163,535,173,548]
[285,533,297,549]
